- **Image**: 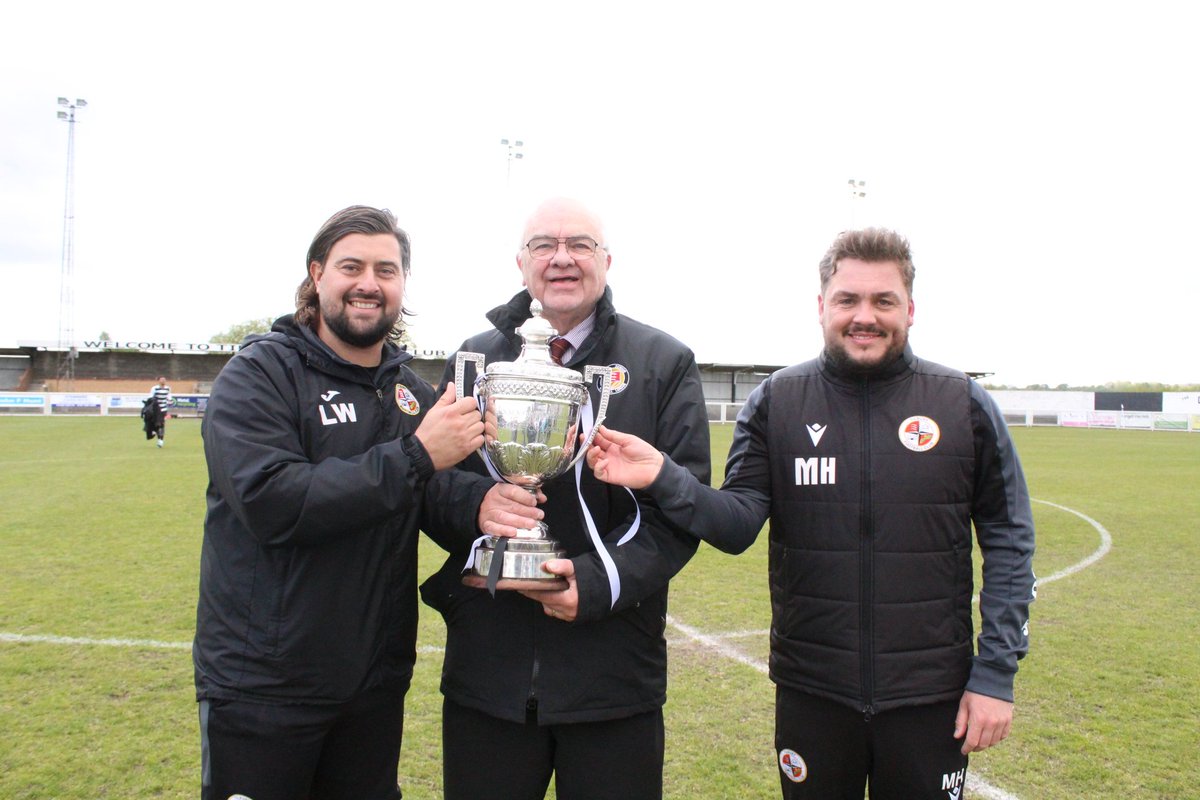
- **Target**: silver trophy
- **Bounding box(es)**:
[455,300,612,591]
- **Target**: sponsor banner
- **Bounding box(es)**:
[172,395,208,414]
[51,394,102,409]
[1087,411,1119,428]
[0,394,46,407]
[1061,411,1089,427]
[1118,411,1154,429]
[107,395,148,409]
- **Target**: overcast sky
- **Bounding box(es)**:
[3,1,1197,387]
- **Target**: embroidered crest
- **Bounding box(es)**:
[898,415,940,452]
[606,364,630,395]
[395,384,420,416]
[778,748,808,783]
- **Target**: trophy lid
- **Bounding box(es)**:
[485,299,582,383]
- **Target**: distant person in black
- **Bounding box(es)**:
[140,395,163,443]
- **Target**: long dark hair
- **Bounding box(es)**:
[294,206,413,340]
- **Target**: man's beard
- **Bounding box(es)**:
[321,296,398,348]
[824,326,907,378]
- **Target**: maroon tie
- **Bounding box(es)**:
[548,336,570,365]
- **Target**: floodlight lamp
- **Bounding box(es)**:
[514,153,523,159]
[58,97,69,106]
[501,138,510,145]
[514,140,523,147]
[76,99,88,107]
[57,111,68,119]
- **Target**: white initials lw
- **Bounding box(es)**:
[320,402,357,426]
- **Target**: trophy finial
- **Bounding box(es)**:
[517,299,558,357]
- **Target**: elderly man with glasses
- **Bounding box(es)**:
[420,196,711,800]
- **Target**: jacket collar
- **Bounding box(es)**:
[249,314,412,380]
[485,287,617,362]
[819,343,916,386]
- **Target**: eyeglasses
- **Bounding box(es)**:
[524,236,604,260]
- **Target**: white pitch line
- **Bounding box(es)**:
[966,774,1022,800]
[705,628,767,640]
[3,499,1112,800]
[0,632,192,649]
[666,615,768,675]
[1029,499,1113,586]
[0,632,445,655]
[696,498,1113,631]
[667,498,1115,800]
[665,618,1022,799]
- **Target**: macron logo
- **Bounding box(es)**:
[806,423,827,446]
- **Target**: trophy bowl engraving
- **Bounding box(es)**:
[453,300,612,591]
[484,395,581,485]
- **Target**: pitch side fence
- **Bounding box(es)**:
[704,402,1199,431]
[0,393,207,417]
[1,391,1197,433]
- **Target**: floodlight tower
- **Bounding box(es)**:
[848,178,867,227]
[500,137,524,188]
[56,97,87,390]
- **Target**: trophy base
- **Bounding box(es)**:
[465,536,568,592]
[461,574,569,592]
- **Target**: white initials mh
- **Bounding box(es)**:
[794,457,836,485]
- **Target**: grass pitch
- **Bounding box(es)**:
[1,417,1197,798]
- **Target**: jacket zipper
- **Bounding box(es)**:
[376,387,390,438]
[859,381,876,720]
[527,638,540,718]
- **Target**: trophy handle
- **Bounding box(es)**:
[454,352,486,400]
[566,365,613,470]
[454,351,490,463]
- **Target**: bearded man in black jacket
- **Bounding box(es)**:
[193,206,542,800]
[587,228,1036,800]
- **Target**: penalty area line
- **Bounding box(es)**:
[666,494,1113,800]
[666,616,1021,800]
[1,632,191,650]
[0,631,444,655]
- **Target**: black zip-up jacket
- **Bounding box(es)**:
[419,288,711,724]
[640,347,1035,713]
[141,397,162,439]
[194,315,489,704]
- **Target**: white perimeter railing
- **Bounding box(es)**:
[0,393,207,417]
[999,409,1198,432]
[705,402,1198,432]
[2,394,1197,433]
